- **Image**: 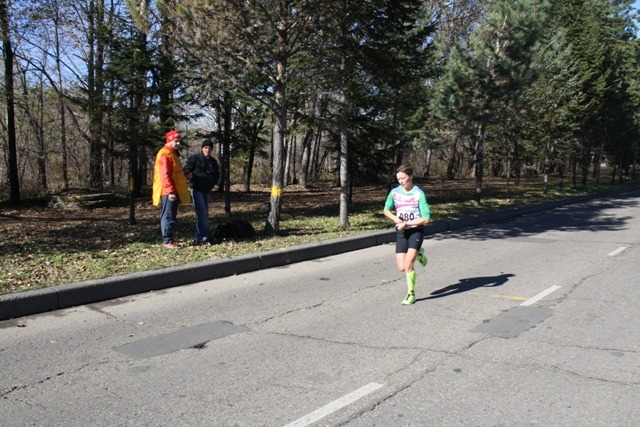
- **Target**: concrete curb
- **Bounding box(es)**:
[2,183,638,321]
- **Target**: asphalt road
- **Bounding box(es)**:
[1,189,639,426]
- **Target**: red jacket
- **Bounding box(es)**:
[152,145,191,206]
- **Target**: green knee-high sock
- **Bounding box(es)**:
[406,270,416,293]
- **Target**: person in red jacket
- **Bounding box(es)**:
[152,130,191,248]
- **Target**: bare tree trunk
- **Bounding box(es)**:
[285,134,295,185]
[1,0,19,203]
[265,24,288,236]
[610,163,617,185]
[17,66,47,192]
[223,89,232,216]
[513,141,521,186]
[299,95,321,187]
[394,146,404,171]
[243,144,254,192]
[298,129,312,187]
[158,2,177,128]
[215,104,224,193]
[423,148,432,177]
[128,29,150,224]
[632,145,638,181]
[309,96,329,183]
[505,157,510,201]
[242,116,263,192]
[543,154,549,195]
[339,117,349,228]
[53,4,69,190]
[446,136,459,179]
[87,0,104,189]
[291,134,298,184]
[311,123,323,181]
[580,135,591,187]
[37,83,47,192]
[592,144,602,186]
[474,124,485,206]
[266,81,286,235]
[128,96,138,225]
[107,130,115,188]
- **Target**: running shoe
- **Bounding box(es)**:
[402,291,416,305]
[417,248,428,267]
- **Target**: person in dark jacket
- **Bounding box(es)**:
[183,139,220,244]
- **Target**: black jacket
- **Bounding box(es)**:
[184,152,220,193]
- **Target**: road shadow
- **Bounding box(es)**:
[419,273,515,301]
[431,190,640,242]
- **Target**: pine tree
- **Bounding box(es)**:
[431,0,550,204]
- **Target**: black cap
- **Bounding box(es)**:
[201,139,213,148]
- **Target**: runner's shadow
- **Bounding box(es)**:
[419,273,515,301]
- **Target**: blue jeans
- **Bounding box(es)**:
[160,195,180,243]
[191,188,210,241]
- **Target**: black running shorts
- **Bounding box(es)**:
[395,226,424,253]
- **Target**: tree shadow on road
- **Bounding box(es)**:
[419,273,515,301]
[433,192,639,242]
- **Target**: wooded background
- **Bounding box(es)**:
[1,0,639,233]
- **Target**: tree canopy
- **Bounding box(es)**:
[1,0,639,233]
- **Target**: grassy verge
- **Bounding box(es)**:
[0,177,635,295]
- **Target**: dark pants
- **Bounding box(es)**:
[160,195,180,243]
[191,188,211,241]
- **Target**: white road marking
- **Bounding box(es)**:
[283,382,384,427]
[607,246,628,257]
[520,285,561,307]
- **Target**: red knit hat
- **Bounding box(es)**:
[165,130,180,143]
